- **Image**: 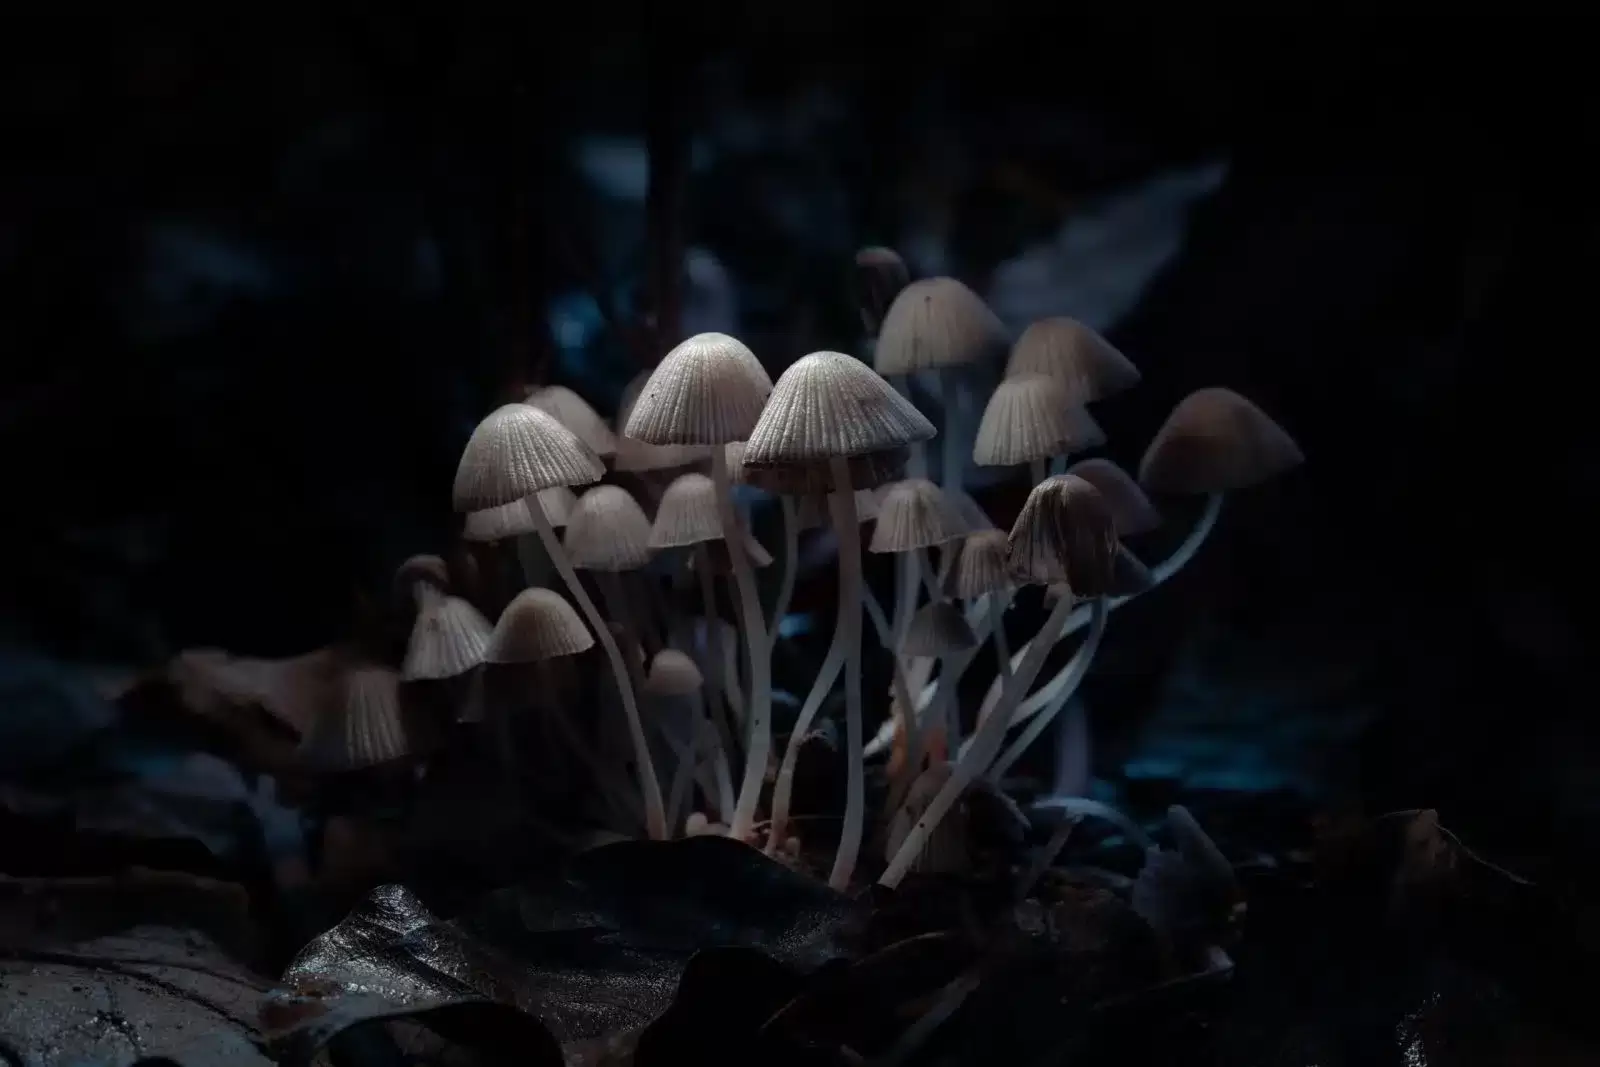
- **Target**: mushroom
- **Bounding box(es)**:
[974,373,1106,484]
[645,648,732,832]
[613,369,712,475]
[452,403,667,839]
[624,332,775,843]
[744,350,935,888]
[881,474,1117,888]
[401,587,492,683]
[300,665,409,772]
[563,484,657,677]
[1065,458,1161,537]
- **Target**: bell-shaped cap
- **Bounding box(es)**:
[302,665,409,770]
[624,332,773,446]
[945,528,1012,599]
[613,370,714,471]
[487,587,594,663]
[402,590,492,681]
[875,277,1008,376]
[1066,458,1160,536]
[853,246,911,337]
[1007,474,1118,596]
[974,374,1106,466]
[525,385,616,457]
[649,472,722,549]
[462,486,577,542]
[1005,317,1140,405]
[643,648,704,697]
[1138,388,1304,495]
[564,485,654,572]
[870,478,967,553]
[453,404,605,513]
[903,600,978,658]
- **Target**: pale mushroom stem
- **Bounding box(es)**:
[526,495,667,840]
[713,450,773,842]
[880,591,1080,888]
[767,497,799,654]
[694,547,741,764]
[985,598,1108,782]
[989,589,1013,687]
[826,456,866,890]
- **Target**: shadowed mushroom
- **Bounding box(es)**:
[1004,316,1141,406]
[974,373,1106,482]
[625,332,776,843]
[525,385,617,458]
[645,648,732,831]
[402,588,492,682]
[883,474,1117,888]
[563,485,657,693]
[1065,458,1161,537]
[451,403,667,839]
[744,350,935,888]
[301,665,409,772]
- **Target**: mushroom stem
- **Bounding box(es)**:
[695,547,741,764]
[989,589,1013,688]
[665,731,697,832]
[526,495,667,840]
[598,572,646,687]
[767,497,799,654]
[714,450,774,842]
[826,456,866,890]
[984,598,1108,782]
[766,617,846,854]
[880,591,1080,888]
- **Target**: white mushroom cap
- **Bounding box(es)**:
[875,277,1008,376]
[462,486,578,542]
[974,374,1106,467]
[1005,317,1141,405]
[524,385,617,457]
[453,404,605,513]
[402,590,492,681]
[649,472,723,549]
[624,332,774,446]
[302,666,409,771]
[613,370,713,472]
[486,587,594,663]
[563,485,654,572]
[870,478,967,553]
[643,648,704,697]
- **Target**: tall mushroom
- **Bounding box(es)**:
[623,332,774,842]
[452,403,668,839]
[743,350,935,888]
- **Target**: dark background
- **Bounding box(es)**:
[3,15,1593,873]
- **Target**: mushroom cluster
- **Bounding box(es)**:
[290,245,1301,896]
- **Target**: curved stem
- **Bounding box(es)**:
[985,599,1107,782]
[767,497,799,654]
[665,728,697,832]
[598,571,645,688]
[528,495,666,839]
[880,591,1077,888]
[766,612,847,853]
[826,458,865,890]
[716,450,773,842]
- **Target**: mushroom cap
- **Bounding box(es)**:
[462,486,578,542]
[1005,317,1141,404]
[875,277,1008,376]
[742,350,933,490]
[487,587,594,663]
[524,385,617,457]
[453,404,605,513]
[624,332,774,446]
[973,374,1106,467]
[644,648,704,697]
[649,472,722,549]
[1007,474,1118,595]
[402,590,493,681]
[903,600,978,658]
[870,478,967,553]
[945,528,1012,599]
[564,485,654,571]
[1065,458,1161,537]
[853,246,911,337]
[1138,388,1304,495]
[613,370,714,472]
[302,665,409,771]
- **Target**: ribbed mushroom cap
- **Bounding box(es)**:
[853,246,911,337]
[903,600,978,658]
[303,665,409,770]
[945,528,1012,599]
[870,478,967,553]
[453,404,605,512]
[1066,458,1161,536]
[613,371,713,472]
[875,277,1008,376]
[884,761,968,875]
[624,332,773,446]
[402,589,492,681]
[1005,317,1141,404]
[643,648,704,697]
[393,554,450,603]
[742,351,934,493]
[1138,388,1304,495]
[487,587,594,663]
[525,385,617,457]
[973,374,1106,467]
[462,486,578,542]
[1007,474,1118,596]
[563,485,654,571]
[649,472,722,548]
[796,487,880,530]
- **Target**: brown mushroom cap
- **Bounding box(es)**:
[974,374,1106,467]
[524,385,617,458]
[1066,458,1161,536]
[875,277,1008,376]
[742,350,934,493]
[870,478,967,553]
[1004,317,1141,404]
[853,246,911,336]
[563,485,654,572]
[903,601,979,658]
[945,528,1012,599]
[624,332,774,446]
[1138,388,1303,495]
[486,587,594,663]
[453,404,605,513]
[402,590,493,681]
[1007,474,1118,596]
